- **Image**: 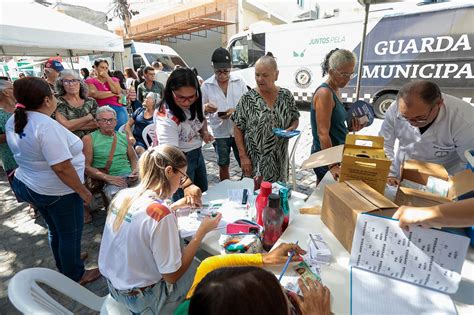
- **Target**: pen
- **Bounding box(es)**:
[278,241,299,282]
[242,189,248,205]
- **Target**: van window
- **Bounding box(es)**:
[229,37,249,69]
[133,54,146,71]
[249,33,265,66]
[144,53,187,72]
[229,33,266,69]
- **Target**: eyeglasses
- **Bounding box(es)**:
[172,90,198,103]
[174,168,189,186]
[214,69,231,75]
[96,118,116,124]
[333,69,356,79]
[63,79,80,85]
[397,104,438,125]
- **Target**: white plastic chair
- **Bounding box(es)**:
[117,124,127,133]
[288,132,302,190]
[142,124,158,148]
[8,267,129,314]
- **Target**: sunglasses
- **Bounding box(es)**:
[172,90,198,103]
[214,69,231,75]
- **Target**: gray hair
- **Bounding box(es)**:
[256,52,278,71]
[145,92,161,108]
[0,79,13,92]
[56,70,89,99]
[96,105,116,118]
[322,49,356,76]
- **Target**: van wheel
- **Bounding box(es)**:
[373,93,396,119]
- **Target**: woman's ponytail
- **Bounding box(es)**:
[13,77,52,137]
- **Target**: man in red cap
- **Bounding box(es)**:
[44,58,64,94]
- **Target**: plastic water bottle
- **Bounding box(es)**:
[255,181,272,226]
[253,162,263,191]
[280,187,290,232]
[262,193,284,251]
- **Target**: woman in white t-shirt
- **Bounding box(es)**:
[155,68,214,203]
[6,77,100,285]
[99,144,221,314]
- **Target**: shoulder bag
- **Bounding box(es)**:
[85,134,117,194]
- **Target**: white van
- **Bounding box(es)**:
[227,2,474,118]
[122,41,188,72]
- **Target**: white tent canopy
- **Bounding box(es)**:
[0,1,124,57]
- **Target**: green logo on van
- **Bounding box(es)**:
[293,49,306,58]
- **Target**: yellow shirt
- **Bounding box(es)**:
[186,253,264,299]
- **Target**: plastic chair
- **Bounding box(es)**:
[142,124,158,148]
[8,267,129,315]
[288,132,302,190]
[117,124,127,133]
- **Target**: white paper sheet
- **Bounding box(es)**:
[351,267,457,315]
[177,201,250,238]
[350,213,469,293]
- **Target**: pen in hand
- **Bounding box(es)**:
[278,241,299,282]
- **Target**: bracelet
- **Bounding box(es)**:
[182,182,193,190]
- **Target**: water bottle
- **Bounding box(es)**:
[253,162,263,191]
[280,187,290,232]
[255,181,272,226]
[262,193,284,251]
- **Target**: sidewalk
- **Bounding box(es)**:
[0,111,316,313]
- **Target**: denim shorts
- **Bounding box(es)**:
[106,260,197,314]
[213,137,241,167]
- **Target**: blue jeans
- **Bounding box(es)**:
[106,260,197,314]
[213,137,241,167]
[173,147,208,201]
[12,177,85,281]
[110,105,129,131]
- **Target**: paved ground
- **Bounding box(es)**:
[0,111,317,314]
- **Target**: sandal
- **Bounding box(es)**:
[79,268,101,286]
[28,206,40,219]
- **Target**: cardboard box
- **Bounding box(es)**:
[395,160,474,207]
[321,180,398,252]
[302,134,391,194]
[339,134,391,194]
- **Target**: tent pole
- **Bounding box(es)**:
[355,2,370,100]
[68,49,75,70]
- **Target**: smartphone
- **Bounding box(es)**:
[217,111,227,117]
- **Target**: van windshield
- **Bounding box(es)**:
[144,53,187,72]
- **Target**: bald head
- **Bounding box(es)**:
[398,80,442,108]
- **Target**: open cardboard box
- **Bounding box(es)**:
[302,134,391,194]
[395,160,474,207]
[321,180,398,253]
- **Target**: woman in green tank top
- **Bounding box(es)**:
[310,49,366,184]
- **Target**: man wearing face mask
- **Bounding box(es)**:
[379,80,474,186]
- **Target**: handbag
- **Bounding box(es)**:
[85,134,117,194]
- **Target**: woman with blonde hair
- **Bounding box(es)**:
[98,144,221,314]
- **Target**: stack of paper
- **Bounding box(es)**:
[307,233,332,265]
